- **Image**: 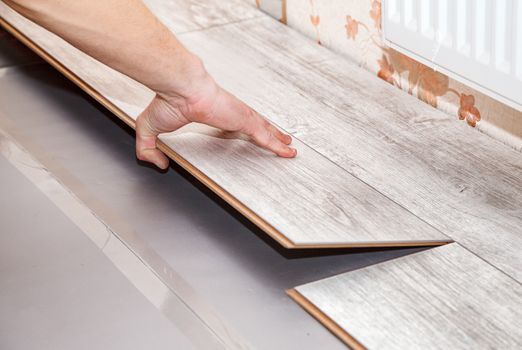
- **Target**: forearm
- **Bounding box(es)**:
[4,0,202,95]
[3,0,296,168]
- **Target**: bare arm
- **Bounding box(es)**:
[4,0,296,169]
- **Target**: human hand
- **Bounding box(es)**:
[4,0,295,170]
[135,57,297,169]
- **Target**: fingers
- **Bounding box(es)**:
[136,85,296,169]
[135,96,187,169]
[207,89,296,157]
[136,113,170,169]
[268,123,292,145]
[243,108,297,158]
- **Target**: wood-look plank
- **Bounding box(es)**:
[142,0,261,34]
[171,18,522,281]
[160,124,448,245]
[291,243,522,350]
[0,4,451,247]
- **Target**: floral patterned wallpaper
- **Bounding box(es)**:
[253,0,522,151]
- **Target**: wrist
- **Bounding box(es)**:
[158,52,211,99]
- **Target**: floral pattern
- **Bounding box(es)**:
[254,0,521,147]
[345,16,358,40]
[459,94,481,127]
[309,0,321,44]
[342,1,478,125]
[369,0,381,29]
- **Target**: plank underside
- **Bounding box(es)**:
[0,2,453,248]
[292,243,522,350]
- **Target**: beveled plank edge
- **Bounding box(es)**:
[287,289,366,350]
[0,17,453,250]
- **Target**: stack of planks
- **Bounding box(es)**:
[1,1,520,348]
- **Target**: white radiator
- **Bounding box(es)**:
[383,0,522,111]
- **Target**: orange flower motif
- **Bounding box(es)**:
[309,14,321,44]
[377,55,394,84]
[310,15,320,27]
[458,94,481,127]
[415,69,449,107]
[386,49,449,107]
[345,16,358,40]
[370,0,382,29]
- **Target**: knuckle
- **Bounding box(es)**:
[136,149,147,161]
[244,107,257,122]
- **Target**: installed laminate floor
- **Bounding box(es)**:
[174,17,522,281]
[290,243,522,350]
[0,2,452,248]
[142,0,261,33]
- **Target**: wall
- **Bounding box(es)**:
[253,0,522,151]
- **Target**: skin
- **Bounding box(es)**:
[3,0,297,169]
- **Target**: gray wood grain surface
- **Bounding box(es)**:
[175,17,522,281]
[142,0,261,34]
[0,3,451,246]
[294,243,522,350]
[160,124,448,245]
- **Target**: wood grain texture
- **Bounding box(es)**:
[292,243,522,350]
[173,18,522,281]
[0,3,451,247]
[142,0,261,33]
[160,124,448,245]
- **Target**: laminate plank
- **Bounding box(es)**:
[170,18,522,281]
[291,243,522,350]
[0,4,451,247]
[142,0,261,34]
[160,124,449,246]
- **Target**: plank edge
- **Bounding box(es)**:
[287,288,367,350]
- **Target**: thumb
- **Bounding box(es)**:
[135,96,185,169]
